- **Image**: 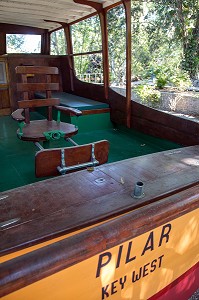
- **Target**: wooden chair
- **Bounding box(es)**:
[12,66,109,177]
[11,66,82,142]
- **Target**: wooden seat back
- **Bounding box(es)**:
[15,66,60,123]
[35,140,109,177]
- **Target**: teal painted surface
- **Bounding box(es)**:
[71,113,114,133]
[0,116,42,192]
[37,107,113,132]
[35,92,109,110]
[0,114,181,192]
[71,126,182,163]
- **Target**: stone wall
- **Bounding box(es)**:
[159,91,199,116]
[111,86,199,117]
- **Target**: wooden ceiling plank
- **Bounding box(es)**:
[0,0,120,31]
[0,7,85,19]
[0,1,93,13]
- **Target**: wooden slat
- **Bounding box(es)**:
[35,140,109,177]
[82,108,110,115]
[17,83,59,92]
[18,98,60,109]
[15,66,59,75]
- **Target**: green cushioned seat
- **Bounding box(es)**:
[35,92,109,111]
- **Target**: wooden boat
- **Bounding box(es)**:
[0,0,199,299]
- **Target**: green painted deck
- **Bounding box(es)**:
[0,114,181,192]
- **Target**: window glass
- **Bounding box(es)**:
[6,34,41,53]
[131,0,193,93]
[50,29,67,55]
[71,16,103,84]
[107,5,126,91]
[71,15,102,54]
[74,54,103,84]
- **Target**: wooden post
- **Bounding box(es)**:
[99,10,109,101]
[121,0,131,128]
[63,24,75,92]
[44,20,75,92]
[0,33,6,55]
[41,30,50,55]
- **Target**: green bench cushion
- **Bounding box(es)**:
[35,92,109,111]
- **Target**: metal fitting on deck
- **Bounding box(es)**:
[132,181,145,198]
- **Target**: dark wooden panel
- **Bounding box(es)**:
[16,66,59,75]
[131,116,199,146]
[72,76,106,102]
[131,101,199,135]
[108,88,199,146]
[17,83,59,92]
[0,23,45,34]
[0,33,6,55]
[0,89,10,108]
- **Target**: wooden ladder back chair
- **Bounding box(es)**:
[12,66,82,142]
[12,66,109,178]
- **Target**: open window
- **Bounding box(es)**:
[50,29,67,55]
[71,15,103,84]
[107,5,126,89]
[6,34,41,54]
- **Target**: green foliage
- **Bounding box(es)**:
[130,0,199,84]
[72,16,102,53]
[71,16,102,78]
[150,65,191,91]
[6,34,41,53]
[169,70,192,91]
[6,34,25,52]
[134,85,161,105]
[50,29,66,55]
[48,0,198,88]
[156,77,168,89]
[108,5,126,85]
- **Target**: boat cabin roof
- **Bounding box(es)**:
[0,0,120,31]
